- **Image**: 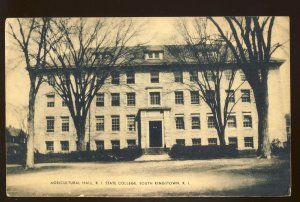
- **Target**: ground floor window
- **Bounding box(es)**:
[46,141,54,152]
[244,137,254,148]
[228,137,238,148]
[208,138,217,145]
[95,140,104,150]
[60,141,69,151]
[192,138,201,146]
[176,139,185,146]
[127,139,136,148]
[111,140,120,150]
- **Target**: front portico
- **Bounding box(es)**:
[137,107,171,149]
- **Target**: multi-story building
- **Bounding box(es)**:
[33,45,286,153]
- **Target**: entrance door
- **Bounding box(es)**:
[149,121,162,147]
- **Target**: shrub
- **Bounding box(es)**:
[168,144,238,160]
[34,146,143,163]
[271,139,289,156]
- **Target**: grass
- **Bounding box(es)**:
[6,157,290,197]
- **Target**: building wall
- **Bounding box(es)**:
[34,67,284,153]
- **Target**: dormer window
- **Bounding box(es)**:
[145,51,163,60]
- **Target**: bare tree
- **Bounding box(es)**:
[42,18,142,151]
[208,16,283,158]
[7,18,51,168]
[167,18,245,146]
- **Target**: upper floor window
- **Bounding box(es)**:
[243,112,252,128]
[96,116,105,131]
[241,90,251,102]
[111,93,120,106]
[150,92,161,105]
[127,115,135,131]
[111,116,120,131]
[189,71,198,82]
[96,93,104,107]
[226,90,235,103]
[150,71,159,83]
[127,93,136,106]
[175,116,185,130]
[190,91,200,104]
[111,71,120,85]
[62,100,67,107]
[61,141,69,151]
[95,140,104,150]
[174,72,183,83]
[48,76,55,86]
[227,114,237,128]
[207,115,215,128]
[61,116,69,132]
[191,114,200,129]
[46,116,54,132]
[47,94,55,107]
[206,71,214,81]
[206,90,215,101]
[175,91,184,104]
[147,52,161,59]
[126,72,135,84]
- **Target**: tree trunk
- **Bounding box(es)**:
[254,72,271,159]
[218,128,226,146]
[75,119,86,151]
[25,80,36,169]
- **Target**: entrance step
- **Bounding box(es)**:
[143,148,169,155]
[134,153,171,162]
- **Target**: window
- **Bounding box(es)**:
[227,115,237,128]
[175,116,185,129]
[96,93,104,107]
[46,116,54,132]
[62,100,67,107]
[191,116,200,129]
[224,70,232,80]
[190,91,200,104]
[48,76,55,85]
[111,93,120,106]
[150,92,161,105]
[61,116,69,132]
[243,113,252,128]
[47,94,55,107]
[96,116,104,131]
[127,115,135,131]
[241,90,251,102]
[174,72,183,83]
[127,139,136,148]
[207,115,215,128]
[95,140,104,150]
[240,70,246,81]
[228,137,238,148]
[61,141,69,151]
[147,52,161,59]
[96,76,104,85]
[176,139,185,146]
[208,138,218,145]
[111,116,120,131]
[46,141,54,152]
[175,91,184,104]
[150,71,159,83]
[206,90,215,101]
[126,72,135,84]
[111,71,120,85]
[206,71,214,81]
[127,93,136,106]
[189,71,198,81]
[154,52,160,59]
[192,138,201,146]
[111,140,120,150]
[226,90,235,103]
[244,137,254,148]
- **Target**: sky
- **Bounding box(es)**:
[5,17,290,128]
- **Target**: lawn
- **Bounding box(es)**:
[6,157,290,197]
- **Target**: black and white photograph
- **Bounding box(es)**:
[5,16,290,197]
